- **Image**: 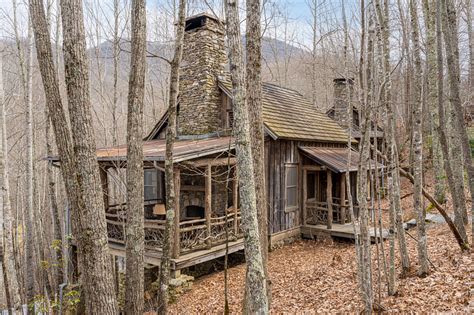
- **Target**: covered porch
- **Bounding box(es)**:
[98,136,244,268]
[299,146,387,240]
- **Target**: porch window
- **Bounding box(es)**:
[285,164,298,210]
[144,169,160,201]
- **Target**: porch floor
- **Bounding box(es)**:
[108,238,245,270]
[301,223,390,241]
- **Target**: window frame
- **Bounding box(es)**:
[285,163,299,212]
[144,169,160,202]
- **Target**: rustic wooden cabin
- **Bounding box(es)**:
[57,13,371,276]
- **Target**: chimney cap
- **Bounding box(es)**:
[184,12,223,31]
[333,77,354,84]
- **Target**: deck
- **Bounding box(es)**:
[301,223,390,241]
[108,238,244,270]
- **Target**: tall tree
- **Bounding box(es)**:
[409,0,429,276]
[422,0,444,202]
[59,0,118,312]
[246,0,270,306]
[225,0,268,313]
[442,0,472,241]
[0,49,22,311]
[12,0,37,301]
[374,0,406,293]
[157,0,186,312]
[124,0,146,313]
[356,1,374,310]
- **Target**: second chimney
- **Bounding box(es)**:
[333,78,354,130]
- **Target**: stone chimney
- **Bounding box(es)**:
[177,13,228,136]
[333,78,354,129]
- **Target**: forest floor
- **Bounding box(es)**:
[169,176,473,314]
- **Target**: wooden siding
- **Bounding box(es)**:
[265,138,346,234]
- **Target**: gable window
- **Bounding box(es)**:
[285,164,298,211]
[144,169,163,201]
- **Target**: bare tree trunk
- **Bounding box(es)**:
[13,0,37,300]
[59,0,118,312]
[410,0,430,276]
[342,0,363,303]
[466,0,474,244]
[225,0,268,313]
[422,0,445,203]
[157,0,186,313]
[434,0,470,249]
[442,0,472,241]
[356,3,374,311]
[124,0,146,313]
[0,50,22,311]
[246,0,270,307]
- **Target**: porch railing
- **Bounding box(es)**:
[105,206,242,256]
[305,197,354,226]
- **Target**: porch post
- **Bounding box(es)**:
[340,173,346,224]
[233,173,239,235]
[99,167,109,211]
[205,164,212,248]
[326,170,333,229]
[172,167,181,259]
[302,168,307,226]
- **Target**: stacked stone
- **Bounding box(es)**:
[333,78,354,130]
[178,15,228,135]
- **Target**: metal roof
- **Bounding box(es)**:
[299,146,362,173]
[218,79,354,143]
[48,136,234,163]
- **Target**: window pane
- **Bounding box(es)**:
[287,187,297,207]
[287,167,297,186]
[144,170,158,200]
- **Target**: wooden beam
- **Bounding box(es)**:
[326,170,333,229]
[340,173,346,224]
[183,157,237,168]
[233,172,239,235]
[302,169,307,226]
[172,168,181,259]
[302,165,323,171]
[205,165,212,249]
[100,167,109,211]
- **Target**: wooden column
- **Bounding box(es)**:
[205,165,212,248]
[326,170,333,229]
[302,169,307,226]
[340,173,346,224]
[233,173,239,235]
[99,167,109,211]
[172,168,181,259]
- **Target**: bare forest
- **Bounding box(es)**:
[0,0,473,313]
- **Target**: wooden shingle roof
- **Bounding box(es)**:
[218,79,353,143]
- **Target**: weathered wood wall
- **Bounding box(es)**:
[264,138,346,234]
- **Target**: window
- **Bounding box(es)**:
[285,164,298,210]
[144,169,158,201]
[307,172,316,200]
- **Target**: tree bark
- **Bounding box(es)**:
[246,0,271,307]
[441,0,471,241]
[124,0,146,313]
[157,0,186,313]
[0,49,22,311]
[225,0,269,313]
[409,0,429,276]
[59,0,118,312]
[422,0,445,203]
